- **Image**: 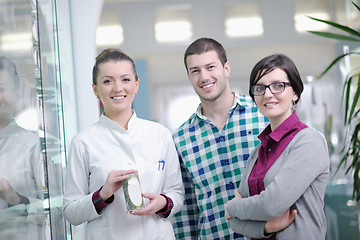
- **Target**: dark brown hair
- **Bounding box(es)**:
[249,54,303,104]
[184,38,227,72]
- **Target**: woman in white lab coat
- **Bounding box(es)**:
[63,48,184,240]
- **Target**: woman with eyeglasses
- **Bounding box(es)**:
[225,54,330,239]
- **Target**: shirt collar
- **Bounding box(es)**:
[99,110,137,132]
[193,92,253,122]
[259,112,301,144]
[0,120,19,136]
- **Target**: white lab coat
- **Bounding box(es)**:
[63,113,184,240]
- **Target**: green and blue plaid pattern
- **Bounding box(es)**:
[172,93,268,240]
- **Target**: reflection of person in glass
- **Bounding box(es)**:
[63,49,184,240]
[0,56,46,239]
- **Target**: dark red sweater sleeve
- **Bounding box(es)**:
[92,187,114,214]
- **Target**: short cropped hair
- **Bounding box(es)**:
[184,38,227,72]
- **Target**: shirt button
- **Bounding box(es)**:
[268,148,271,152]
[248,130,252,135]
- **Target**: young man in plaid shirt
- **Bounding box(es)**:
[172,38,269,239]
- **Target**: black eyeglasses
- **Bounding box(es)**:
[251,82,292,96]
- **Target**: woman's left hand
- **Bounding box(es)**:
[129,193,167,216]
[225,189,242,221]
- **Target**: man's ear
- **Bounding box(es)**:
[224,61,231,79]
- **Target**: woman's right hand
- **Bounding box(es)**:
[264,208,297,234]
[225,189,243,221]
[99,169,138,201]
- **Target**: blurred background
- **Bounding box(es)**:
[0,0,359,239]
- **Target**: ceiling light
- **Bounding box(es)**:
[225,17,263,37]
[295,12,330,32]
[96,25,123,46]
[155,21,192,43]
[1,32,32,51]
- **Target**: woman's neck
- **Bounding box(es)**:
[269,112,294,131]
[104,109,133,130]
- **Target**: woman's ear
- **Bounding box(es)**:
[134,79,140,94]
[92,83,100,99]
[292,94,299,103]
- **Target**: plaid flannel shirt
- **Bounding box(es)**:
[172,93,268,240]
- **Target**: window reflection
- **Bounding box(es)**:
[0,0,50,239]
[0,57,47,239]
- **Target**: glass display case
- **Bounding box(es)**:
[0,0,73,239]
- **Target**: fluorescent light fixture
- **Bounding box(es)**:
[295,12,329,32]
[225,17,263,37]
[1,32,32,51]
[155,21,192,43]
[96,25,123,46]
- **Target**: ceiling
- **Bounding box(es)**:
[98,0,359,58]
[97,0,359,86]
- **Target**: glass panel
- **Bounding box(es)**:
[36,0,67,239]
[0,0,49,239]
[0,0,68,239]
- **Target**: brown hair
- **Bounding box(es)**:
[249,54,303,104]
[92,48,138,85]
[184,38,227,72]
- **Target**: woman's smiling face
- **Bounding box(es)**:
[92,60,139,119]
[254,68,298,130]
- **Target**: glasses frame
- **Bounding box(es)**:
[251,82,292,96]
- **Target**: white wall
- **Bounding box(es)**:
[70,0,104,131]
